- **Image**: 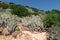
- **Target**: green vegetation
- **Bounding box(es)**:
[0,1,39,17]
[25,6,40,12]
[0,1,60,28]
[0,2,9,9]
[43,9,60,28]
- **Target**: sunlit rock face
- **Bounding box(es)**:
[0,31,48,40]
[16,31,48,40]
[0,23,49,40]
[15,23,49,40]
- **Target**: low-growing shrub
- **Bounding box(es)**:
[43,9,60,28]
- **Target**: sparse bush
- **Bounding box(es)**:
[0,13,20,33]
[20,15,44,32]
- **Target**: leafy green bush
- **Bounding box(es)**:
[0,2,36,17]
[43,9,60,28]
[11,5,32,17]
[0,2,9,9]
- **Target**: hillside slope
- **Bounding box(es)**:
[0,1,60,40]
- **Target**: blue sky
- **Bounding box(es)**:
[0,0,60,11]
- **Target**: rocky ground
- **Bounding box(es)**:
[0,9,60,40]
[0,22,48,40]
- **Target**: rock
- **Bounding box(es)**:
[2,28,10,36]
[17,31,48,40]
[0,22,49,40]
[11,31,20,38]
[48,26,60,40]
[0,31,48,40]
[0,27,3,33]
